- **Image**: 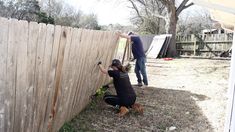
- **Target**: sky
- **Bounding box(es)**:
[64,0,132,25]
[63,0,207,26]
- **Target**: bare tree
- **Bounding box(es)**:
[177,10,214,36]
[128,0,194,57]
[40,0,100,29]
[128,0,166,34]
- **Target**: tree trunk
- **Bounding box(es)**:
[166,8,178,57]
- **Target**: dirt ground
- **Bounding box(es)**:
[60,58,230,132]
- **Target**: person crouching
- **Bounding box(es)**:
[98,59,144,117]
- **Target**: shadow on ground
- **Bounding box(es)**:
[60,86,213,132]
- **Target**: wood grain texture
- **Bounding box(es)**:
[15,20,28,132]
[6,19,18,132]
[26,22,40,132]
[0,17,119,132]
[0,17,8,132]
[32,23,47,132]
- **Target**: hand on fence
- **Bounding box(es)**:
[97,61,102,65]
[115,31,121,36]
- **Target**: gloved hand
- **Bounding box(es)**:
[97,61,102,65]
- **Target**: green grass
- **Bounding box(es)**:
[59,122,75,132]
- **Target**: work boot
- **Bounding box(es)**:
[118,106,129,117]
[141,84,147,89]
[137,82,143,87]
[132,103,144,114]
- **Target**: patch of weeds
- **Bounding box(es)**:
[92,84,111,99]
[156,124,167,132]
[95,86,107,97]
[164,110,170,116]
[59,122,75,132]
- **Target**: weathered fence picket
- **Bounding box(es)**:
[0,17,8,132]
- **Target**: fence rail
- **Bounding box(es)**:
[176,33,233,57]
[0,17,119,132]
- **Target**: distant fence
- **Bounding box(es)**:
[176,33,233,57]
[0,17,118,132]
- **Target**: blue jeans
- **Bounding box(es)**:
[135,57,148,85]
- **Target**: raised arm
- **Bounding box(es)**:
[116,31,132,45]
[116,31,131,40]
[98,61,108,74]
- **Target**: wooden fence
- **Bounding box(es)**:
[176,33,233,57]
[0,17,119,132]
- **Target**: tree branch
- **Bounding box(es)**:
[135,0,146,6]
[159,0,171,6]
[159,0,175,12]
[176,0,194,16]
[176,0,189,12]
[184,3,194,10]
[128,0,144,22]
[148,12,166,20]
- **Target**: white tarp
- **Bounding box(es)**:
[226,29,235,132]
[146,34,171,58]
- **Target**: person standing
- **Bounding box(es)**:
[117,32,148,87]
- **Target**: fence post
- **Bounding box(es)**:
[191,34,196,56]
[122,40,128,64]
